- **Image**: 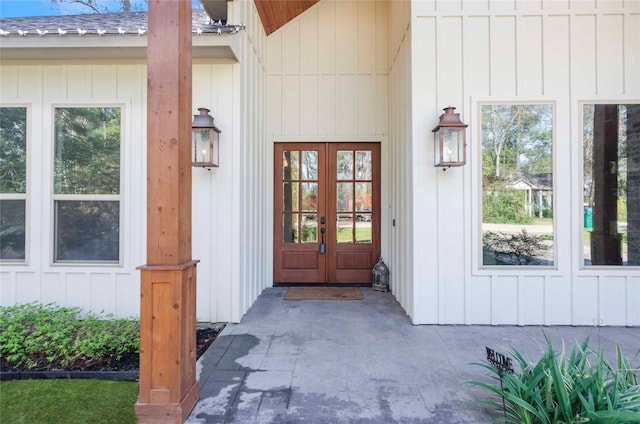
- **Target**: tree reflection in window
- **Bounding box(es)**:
[0,107,27,261]
[481,104,554,266]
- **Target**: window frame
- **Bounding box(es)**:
[0,104,30,265]
[50,103,124,266]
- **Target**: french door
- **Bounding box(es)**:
[274,142,380,283]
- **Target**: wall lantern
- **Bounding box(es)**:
[192,107,221,168]
[432,106,468,169]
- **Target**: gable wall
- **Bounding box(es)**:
[265,0,389,139]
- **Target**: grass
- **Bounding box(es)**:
[0,379,138,424]
[337,227,371,243]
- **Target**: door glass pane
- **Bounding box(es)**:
[355,150,372,180]
[0,199,26,260]
[336,214,353,243]
[55,200,119,262]
[336,182,353,212]
[337,151,353,180]
[355,218,372,244]
[481,104,554,266]
[302,214,318,242]
[583,104,639,266]
[282,182,299,212]
[301,182,318,211]
[301,151,318,180]
[355,182,372,212]
[283,214,298,243]
[282,150,299,180]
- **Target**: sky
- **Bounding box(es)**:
[0,0,201,19]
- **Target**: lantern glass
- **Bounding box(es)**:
[440,128,465,165]
[191,107,221,168]
[192,129,210,165]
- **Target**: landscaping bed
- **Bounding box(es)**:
[0,303,221,381]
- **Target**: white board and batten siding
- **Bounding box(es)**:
[0,64,146,319]
[3,0,639,327]
[227,0,269,322]
[407,0,640,325]
[387,0,416,319]
[1,1,266,324]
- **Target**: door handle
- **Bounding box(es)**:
[320,216,326,225]
[319,227,326,253]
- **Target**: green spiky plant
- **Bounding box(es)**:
[470,335,640,423]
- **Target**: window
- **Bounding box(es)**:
[582,104,640,266]
[53,107,121,263]
[0,107,27,262]
[480,104,554,266]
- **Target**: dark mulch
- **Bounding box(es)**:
[1,327,220,376]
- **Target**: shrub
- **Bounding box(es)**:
[483,190,533,225]
[470,335,640,423]
[483,229,551,265]
[0,302,139,371]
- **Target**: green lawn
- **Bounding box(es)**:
[0,379,138,424]
[337,227,371,243]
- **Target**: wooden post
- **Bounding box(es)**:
[136,1,199,422]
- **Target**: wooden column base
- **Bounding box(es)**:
[135,381,199,424]
[136,260,200,424]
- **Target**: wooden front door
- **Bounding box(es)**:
[274,142,380,283]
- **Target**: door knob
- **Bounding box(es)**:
[320,216,326,225]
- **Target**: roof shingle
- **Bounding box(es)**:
[0,9,241,37]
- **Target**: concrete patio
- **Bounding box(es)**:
[186,287,640,423]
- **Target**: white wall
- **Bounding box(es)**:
[191,62,237,323]
[230,0,269,321]
[388,0,415,318]
[191,0,268,323]
[266,0,389,139]
[408,0,640,325]
[0,3,266,324]
[0,63,145,318]
[0,58,257,324]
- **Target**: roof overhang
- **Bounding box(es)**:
[0,34,240,63]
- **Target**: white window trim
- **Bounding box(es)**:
[470,97,559,274]
[49,102,126,267]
